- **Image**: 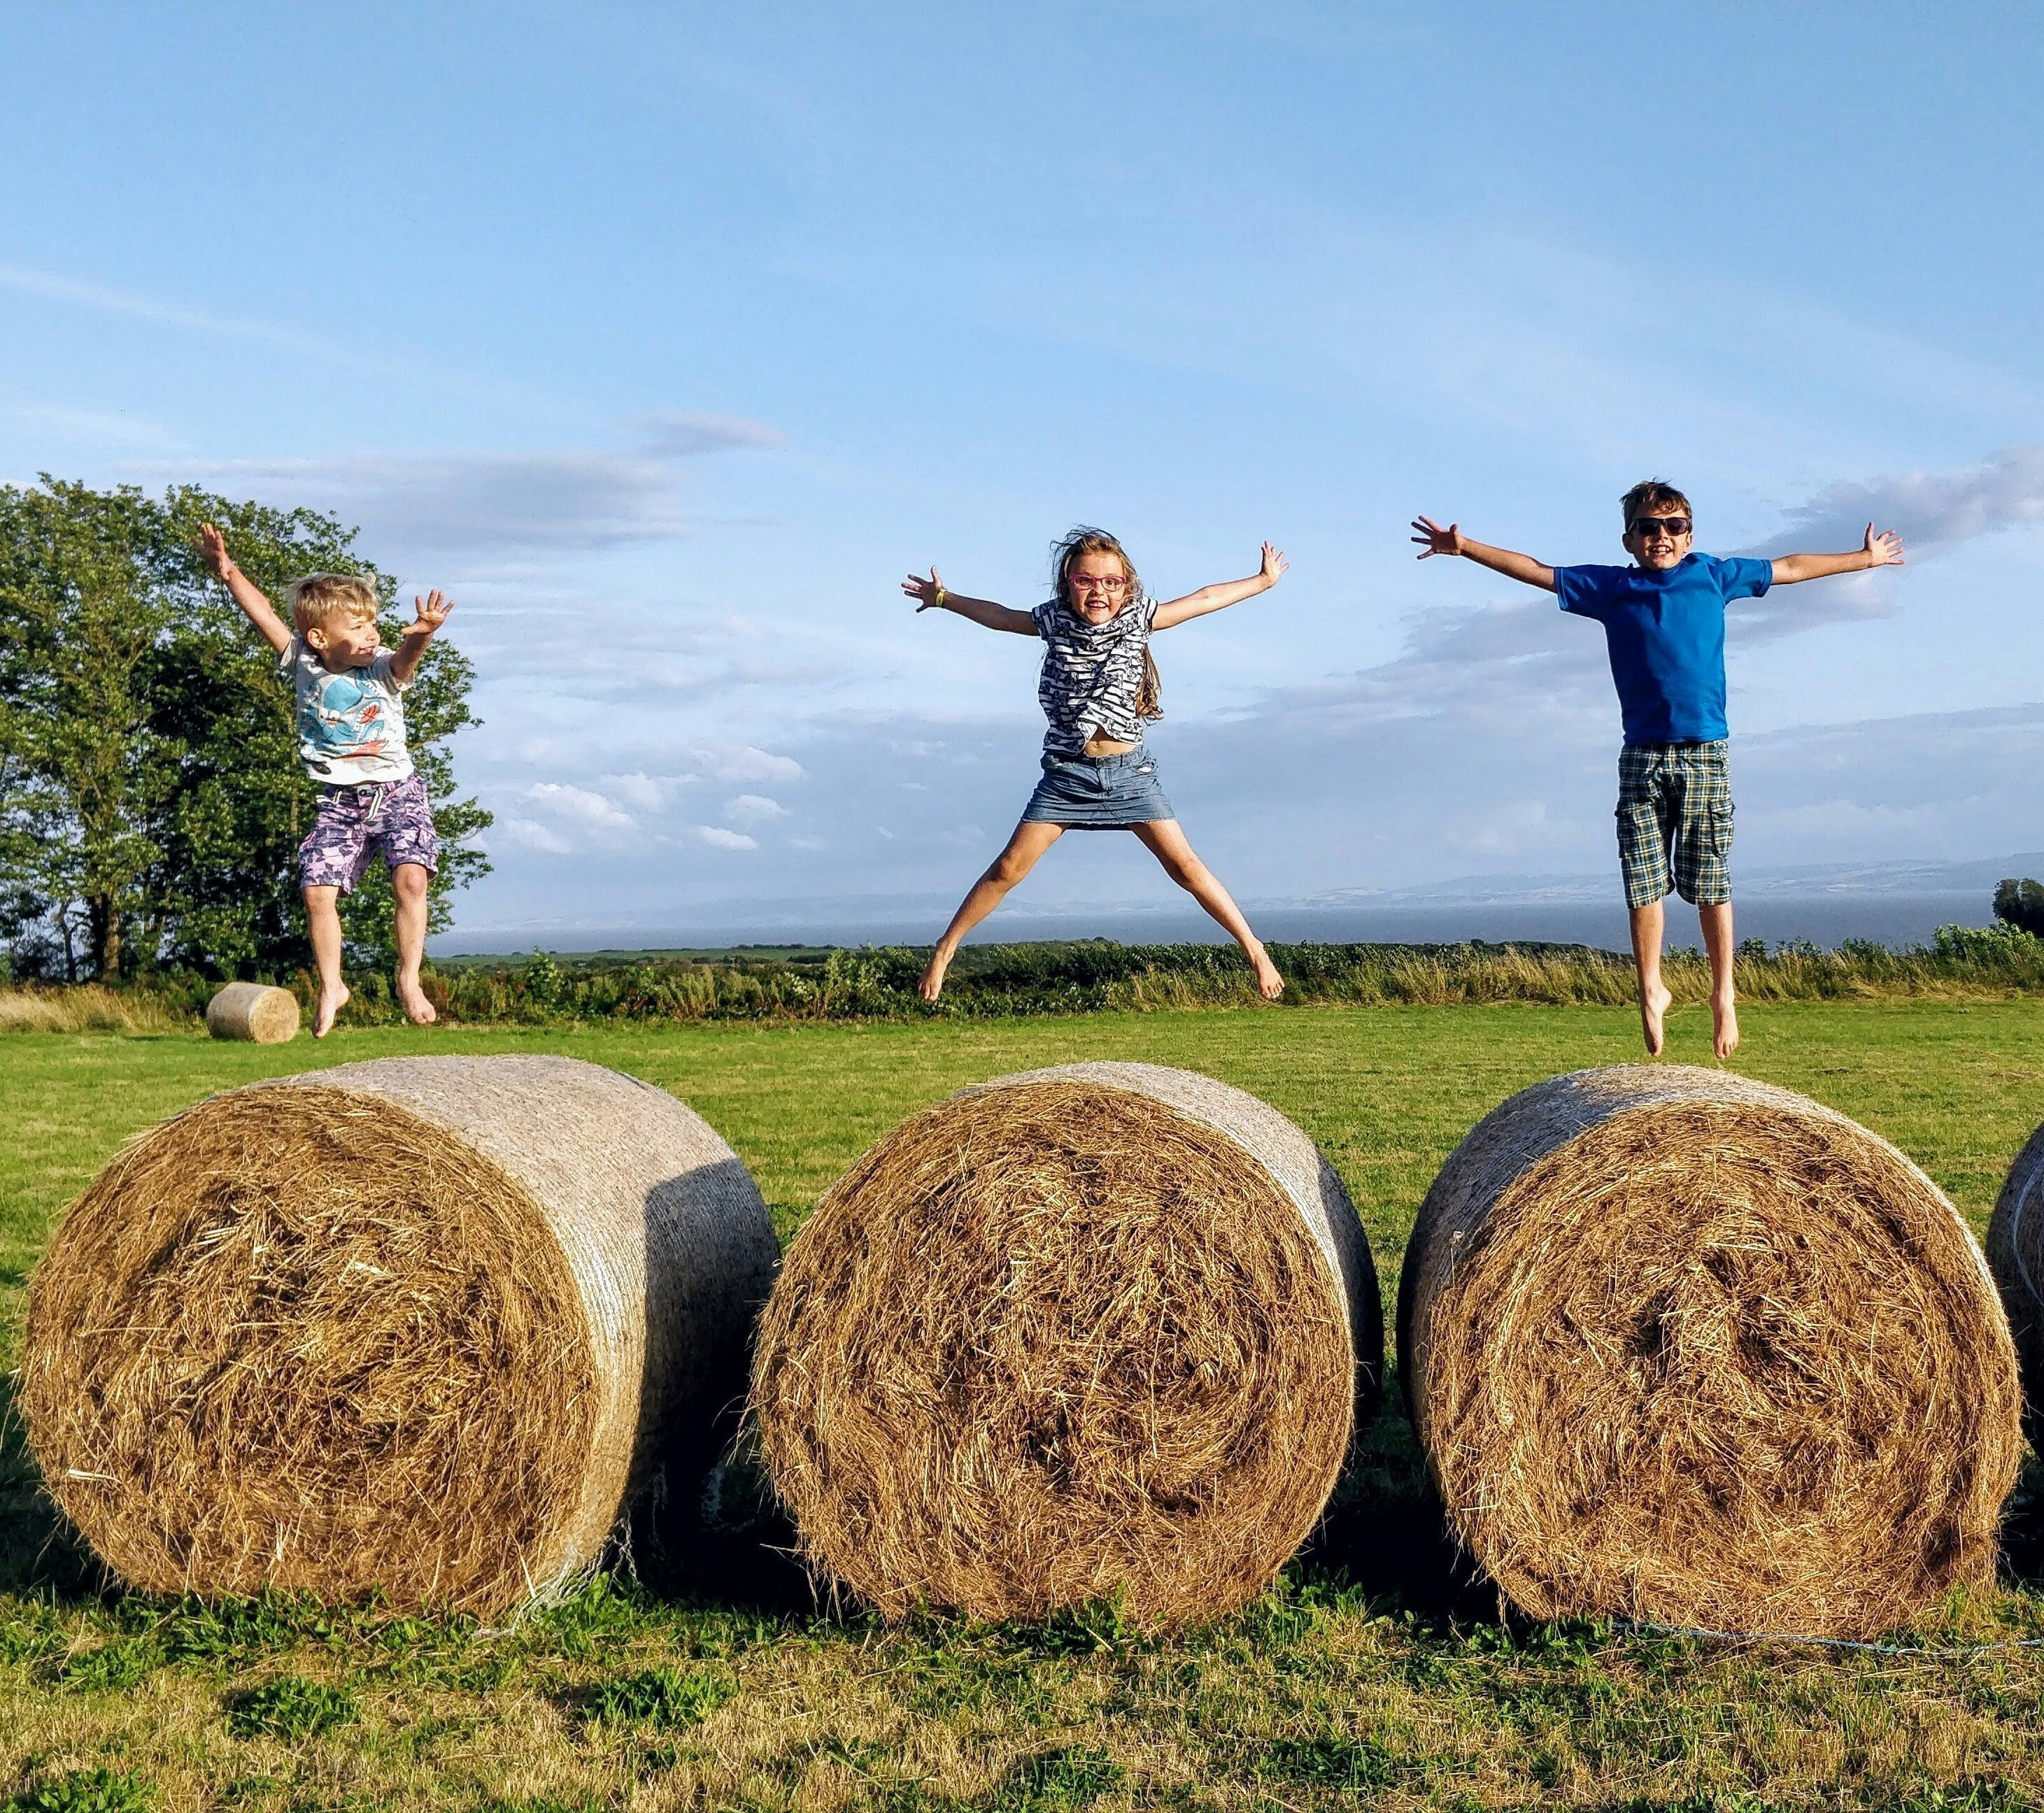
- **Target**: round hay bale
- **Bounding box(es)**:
[1986,1121,2044,1446]
[206,981,300,1044]
[751,1060,1380,1629]
[1398,1064,2021,1639]
[20,1055,778,1615]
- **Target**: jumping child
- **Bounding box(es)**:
[196,523,453,1036]
[904,527,1289,1003]
[1410,481,1903,1060]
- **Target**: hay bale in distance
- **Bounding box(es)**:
[751,1060,1380,1628]
[20,1055,778,1616]
[206,981,300,1044]
[1398,1064,2021,1640]
[1987,1121,2044,1447]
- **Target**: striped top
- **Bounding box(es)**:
[1030,596,1157,756]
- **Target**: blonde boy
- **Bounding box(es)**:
[197,523,453,1035]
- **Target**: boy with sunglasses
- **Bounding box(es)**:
[1410,480,1903,1060]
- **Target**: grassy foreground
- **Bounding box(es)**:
[3,1002,2044,1812]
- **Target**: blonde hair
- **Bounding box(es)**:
[287,572,380,637]
[1050,526,1162,720]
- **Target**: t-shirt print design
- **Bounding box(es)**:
[278,639,415,785]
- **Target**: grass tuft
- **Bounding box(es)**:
[991,1745,1125,1810]
[224,1676,360,1741]
[5,1770,155,1813]
[582,1665,737,1730]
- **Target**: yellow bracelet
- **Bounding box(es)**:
[934,585,948,609]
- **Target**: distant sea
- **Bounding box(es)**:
[441,890,2001,959]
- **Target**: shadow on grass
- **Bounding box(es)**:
[1295,1384,1499,1626]
[1996,1453,2044,1591]
[0,1367,102,1601]
[621,1445,815,1618]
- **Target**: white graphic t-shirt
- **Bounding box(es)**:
[278,638,415,785]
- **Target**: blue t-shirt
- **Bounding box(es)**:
[1554,553,1773,745]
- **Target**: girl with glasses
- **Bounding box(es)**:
[903,525,1289,1002]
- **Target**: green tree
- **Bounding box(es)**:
[1994,877,2044,939]
[0,479,490,980]
[0,482,178,979]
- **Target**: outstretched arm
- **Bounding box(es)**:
[1771,522,1904,586]
[902,568,1036,634]
[194,522,294,655]
[1410,516,1556,592]
[387,591,455,685]
[1152,542,1289,630]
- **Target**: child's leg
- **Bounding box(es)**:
[920,820,1065,1001]
[1698,902,1738,1060]
[302,885,350,1037]
[1616,747,1675,1056]
[390,862,437,1025]
[1671,742,1737,1060]
[1130,820,1284,1001]
[1628,900,1672,1058]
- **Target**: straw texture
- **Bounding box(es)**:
[1987,1121,2044,1447]
[751,1060,1379,1628]
[20,1055,777,1615]
[1398,1064,2021,1639]
[206,981,300,1044]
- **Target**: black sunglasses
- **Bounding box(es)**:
[1628,516,1692,539]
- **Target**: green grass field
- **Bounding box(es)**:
[5,1001,2044,1811]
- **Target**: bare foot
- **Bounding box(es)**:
[1249,946,1286,1001]
[1712,990,1740,1060]
[313,981,351,1038]
[1638,977,1673,1057]
[396,976,439,1026]
[918,950,952,1003]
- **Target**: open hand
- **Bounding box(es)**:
[194,521,233,578]
[902,568,947,612]
[1864,522,1905,568]
[409,590,454,636]
[1259,541,1289,588]
[1410,516,1465,559]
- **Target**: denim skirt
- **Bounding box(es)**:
[1020,748,1174,828]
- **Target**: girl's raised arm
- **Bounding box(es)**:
[903,567,1037,635]
[1151,542,1287,630]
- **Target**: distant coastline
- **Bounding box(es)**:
[436,889,2002,960]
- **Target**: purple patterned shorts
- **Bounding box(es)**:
[299,774,440,893]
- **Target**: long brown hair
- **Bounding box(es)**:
[1051,525,1162,720]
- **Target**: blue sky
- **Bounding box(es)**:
[4,1,2041,938]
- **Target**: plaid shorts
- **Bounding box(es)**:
[299,774,440,893]
[1615,741,1733,909]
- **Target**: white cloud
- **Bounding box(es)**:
[599,771,671,813]
[688,746,806,783]
[495,817,574,855]
[1761,445,2044,555]
[131,415,786,567]
[695,825,759,851]
[723,792,789,823]
[524,782,637,833]
[634,411,788,456]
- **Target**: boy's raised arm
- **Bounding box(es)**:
[903,568,1037,634]
[1770,522,1904,586]
[388,591,455,685]
[1152,542,1287,630]
[194,522,294,655]
[1410,516,1556,592]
